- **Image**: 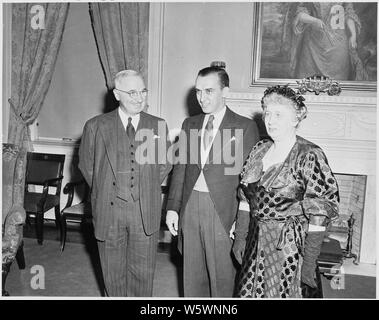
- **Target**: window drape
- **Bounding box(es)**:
[89,2,150,90]
[8,3,70,149]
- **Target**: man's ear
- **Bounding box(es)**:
[113,89,120,101]
[222,86,230,97]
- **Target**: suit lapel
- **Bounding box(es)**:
[189,114,204,168]
[207,106,236,165]
[99,109,119,178]
[136,111,148,132]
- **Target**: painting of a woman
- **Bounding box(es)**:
[285,2,366,80]
[257,2,376,84]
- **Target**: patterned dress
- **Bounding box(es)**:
[236,136,339,298]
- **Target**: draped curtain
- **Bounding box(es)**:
[8,3,69,149]
[89,2,150,90]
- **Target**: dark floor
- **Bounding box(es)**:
[3,221,376,298]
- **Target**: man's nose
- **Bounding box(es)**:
[199,91,206,102]
[135,92,144,102]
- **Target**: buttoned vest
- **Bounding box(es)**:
[116,116,140,201]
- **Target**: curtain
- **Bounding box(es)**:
[8,3,70,149]
[89,2,150,90]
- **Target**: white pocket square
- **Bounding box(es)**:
[230,136,236,142]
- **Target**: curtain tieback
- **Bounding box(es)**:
[8,98,28,126]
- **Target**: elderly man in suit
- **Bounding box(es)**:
[79,70,171,297]
[166,66,259,297]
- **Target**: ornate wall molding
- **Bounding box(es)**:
[226,91,377,107]
[226,91,377,144]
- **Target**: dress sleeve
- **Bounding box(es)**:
[239,140,265,204]
[293,3,310,35]
[298,148,340,226]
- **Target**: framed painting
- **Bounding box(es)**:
[250,2,377,91]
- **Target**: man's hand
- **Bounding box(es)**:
[229,222,236,240]
[166,210,179,236]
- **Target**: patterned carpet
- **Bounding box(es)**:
[3,222,375,298]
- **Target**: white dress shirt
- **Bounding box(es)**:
[118,107,140,131]
[194,106,226,192]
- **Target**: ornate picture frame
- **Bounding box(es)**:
[250,2,377,91]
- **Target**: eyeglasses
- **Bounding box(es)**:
[195,88,216,97]
[115,88,148,100]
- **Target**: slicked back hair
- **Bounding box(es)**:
[197,66,230,89]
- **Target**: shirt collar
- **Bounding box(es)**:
[118,107,140,130]
[203,106,226,128]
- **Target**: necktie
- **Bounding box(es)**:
[126,117,135,140]
[203,115,215,150]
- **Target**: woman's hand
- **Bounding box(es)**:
[232,239,246,265]
[310,17,325,30]
[232,210,250,264]
[349,35,357,49]
[301,231,326,288]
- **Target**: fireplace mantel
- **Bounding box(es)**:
[226,91,376,264]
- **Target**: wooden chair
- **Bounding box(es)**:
[60,184,170,251]
[24,152,65,245]
[60,180,91,252]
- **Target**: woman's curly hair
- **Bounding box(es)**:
[261,85,308,125]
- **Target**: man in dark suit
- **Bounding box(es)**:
[166,66,259,297]
[79,70,171,297]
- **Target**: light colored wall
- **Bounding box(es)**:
[160,2,255,131]
[159,3,376,131]
[37,3,107,141]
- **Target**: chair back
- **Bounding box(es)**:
[25,153,65,195]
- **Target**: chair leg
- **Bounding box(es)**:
[55,205,62,239]
[35,211,44,245]
[25,214,32,227]
[16,241,26,270]
[60,213,67,252]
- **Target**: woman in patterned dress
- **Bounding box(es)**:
[232,85,339,298]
